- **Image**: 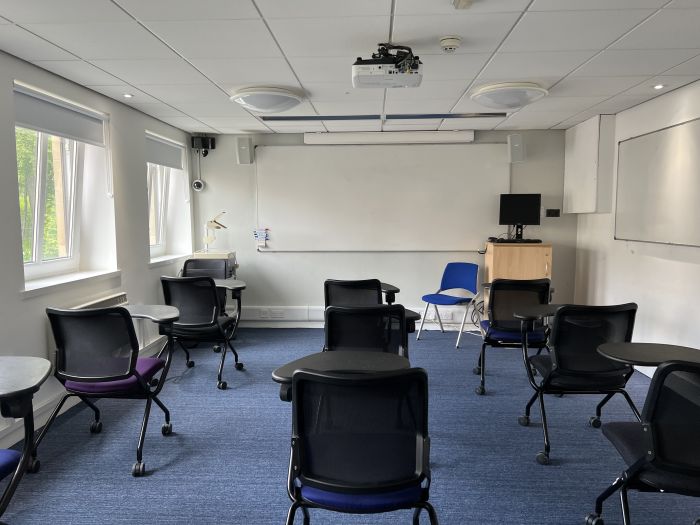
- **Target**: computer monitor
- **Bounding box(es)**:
[499,193,541,239]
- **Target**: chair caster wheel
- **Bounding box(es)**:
[475,386,485,396]
[132,461,145,477]
[186,360,195,368]
[531,367,538,376]
[235,362,245,371]
[217,381,227,390]
[149,378,159,387]
[213,345,221,353]
[472,366,481,375]
[161,422,172,436]
[26,457,40,474]
[90,420,103,434]
[589,416,602,429]
[518,416,530,427]
[585,513,604,525]
[536,452,550,465]
[693,519,700,525]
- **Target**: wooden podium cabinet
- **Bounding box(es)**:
[483,242,552,282]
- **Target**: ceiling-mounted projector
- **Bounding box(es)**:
[352,43,422,88]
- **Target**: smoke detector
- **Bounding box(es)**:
[440,36,462,54]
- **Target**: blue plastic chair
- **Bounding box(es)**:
[416,262,479,348]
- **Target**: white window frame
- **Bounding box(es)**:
[20,128,84,280]
[147,163,171,258]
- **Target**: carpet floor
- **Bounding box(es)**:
[2,328,697,524]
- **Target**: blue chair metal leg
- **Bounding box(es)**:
[433,305,444,332]
[456,304,469,348]
[416,303,429,340]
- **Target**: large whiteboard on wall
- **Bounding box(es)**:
[616,117,700,247]
[256,144,509,251]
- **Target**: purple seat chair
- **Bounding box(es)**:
[32,307,174,477]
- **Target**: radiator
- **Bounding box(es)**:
[73,292,158,350]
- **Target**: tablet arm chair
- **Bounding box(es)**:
[286,368,437,525]
[182,258,229,316]
[475,279,550,396]
[519,304,640,465]
[161,276,244,390]
[324,278,383,307]
[416,262,478,348]
[34,307,174,477]
[586,361,700,525]
[325,305,408,358]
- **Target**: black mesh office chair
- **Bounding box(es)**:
[324,278,383,307]
[182,258,228,314]
[519,304,640,465]
[34,307,174,477]
[161,276,244,390]
[475,279,550,395]
[586,361,700,525]
[325,305,408,358]
[286,368,437,525]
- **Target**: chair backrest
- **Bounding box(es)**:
[324,279,383,307]
[291,368,429,493]
[324,305,408,357]
[46,307,139,382]
[182,258,228,279]
[161,276,219,325]
[440,262,478,294]
[550,304,637,374]
[489,278,550,331]
[642,361,700,475]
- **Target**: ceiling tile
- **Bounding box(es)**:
[584,94,653,113]
[31,60,123,85]
[303,83,384,102]
[148,20,281,59]
[267,16,389,58]
[288,57,349,83]
[114,0,259,21]
[551,117,590,129]
[664,53,700,75]
[157,116,217,133]
[257,101,318,117]
[0,24,75,61]
[23,22,175,59]
[531,0,667,10]
[549,76,649,97]
[198,117,270,132]
[135,83,226,104]
[572,49,699,77]
[396,0,530,15]
[257,0,390,18]
[419,53,491,81]
[496,110,573,129]
[124,102,186,118]
[322,121,382,132]
[313,100,384,115]
[190,57,298,85]
[381,123,440,131]
[0,0,130,23]
[173,100,253,118]
[384,98,457,114]
[83,84,161,104]
[383,80,468,101]
[393,13,521,54]
[439,117,505,130]
[501,10,655,52]
[622,75,700,96]
[666,0,700,6]
[452,95,515,113]
[90,59,208,85]
[526,95,607,112]
[613,8,700,49]
[0,16,9,23]
[480,51,596,79]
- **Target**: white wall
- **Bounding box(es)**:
[575,80,700,347]
[0,51,190,445]
[193,130,578,321]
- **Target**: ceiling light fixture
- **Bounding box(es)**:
[122,93,134,98]
[470,82,548,110]
[653,84,665,90]
[229,87,304,113]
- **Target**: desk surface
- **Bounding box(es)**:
[272,350,410,385]
[598,342,700,367]
[213,278,246,291]
[513,304,565,321]
[125,305,179,323]
[0,357,52,399]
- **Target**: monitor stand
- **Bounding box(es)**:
[514,224,524,240]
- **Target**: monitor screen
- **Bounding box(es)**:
[499,193,541,225]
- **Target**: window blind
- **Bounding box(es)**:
[145,132,184,170]
[13,83,106,147]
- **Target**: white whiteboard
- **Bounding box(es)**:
[256,144,509,251]
[616,118,700,247]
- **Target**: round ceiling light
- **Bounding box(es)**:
[229,87,304,113]
[470,82,548,110]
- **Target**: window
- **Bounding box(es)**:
[147,163,170,255]
[14,82,112,282]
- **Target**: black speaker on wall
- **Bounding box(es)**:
[192,136,216,151]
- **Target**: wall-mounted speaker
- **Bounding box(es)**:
[236,136,254,164]
[507,133,526,163]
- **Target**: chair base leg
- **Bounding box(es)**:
[416,303,429,341]
[413,502,439,525]
[133,397,153,476]
[434,305,444,333]
[536,390,551,464]
[286,501,310,525]
[456,304,469,348]
[475,343,486,395]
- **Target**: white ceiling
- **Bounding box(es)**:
[1,0,699,133]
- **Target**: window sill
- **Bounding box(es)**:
[22,269,122,299]
[148,253,189,269]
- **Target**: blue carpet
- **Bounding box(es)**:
[2,328,697,524]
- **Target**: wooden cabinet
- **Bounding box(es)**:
[484,242,552,282]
